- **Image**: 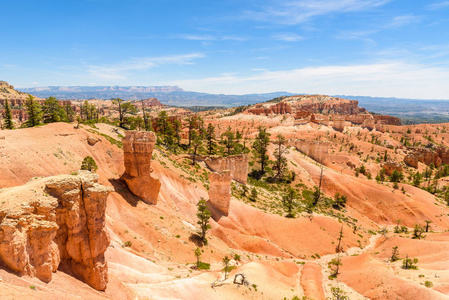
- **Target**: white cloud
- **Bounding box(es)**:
[426,1,449,10]
[88,53,205,80]
[244,0,391,25]
[272,33,303,41]
[169,61,449,99]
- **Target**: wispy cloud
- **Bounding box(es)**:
[170,61,449,99]
[272,33,303,41]
[426,1,449,10]
[244,0,391,25]
[336,14,420,41]
[387,15,420,28]
[88,53,205,80]
[169,34,248,42]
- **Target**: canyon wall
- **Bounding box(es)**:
[0,171,112,290]
[122,131,161,204]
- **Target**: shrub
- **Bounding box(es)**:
[425,281,433,288]
[80,156,98,172]
[402,256,418,269]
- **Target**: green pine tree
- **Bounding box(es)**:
[3,98,14,129]
[23,95,42,127]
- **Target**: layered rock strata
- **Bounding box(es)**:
[122,131,161,204]
[203,155,248,184]
[208,171,232,216]
[0,171,112,290]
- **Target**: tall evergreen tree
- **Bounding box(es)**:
[42,97,66,123]
[282,187,298,218]
[3,98,14,129]
[112,98,137,128]
[205,123,216,155]
[23,95,42,127]
[64,102,75,122]
[190,129,203,165]
[173,118,182,146]
[273,133,288,180]
[187,115,198,147]
[223,127,235,156]
[157,110,168,134]
[196,198,212,244]
[252,126,271,175]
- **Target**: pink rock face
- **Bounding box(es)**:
[204,155,249,185]
[208,171,232,216]
[0,171,112,290]
[122,131,161,204]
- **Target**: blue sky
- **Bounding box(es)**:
[1,0,449,99]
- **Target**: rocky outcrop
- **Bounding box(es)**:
[208,171,232,216]
[436,146,449,165]
[407,147,442,167]
[270,102,292,114]
[374,115,402,126]
[122,131,161,204]
[246,101,292,116]
[286,95,365,115]
[381,160,402,176]
[0,171,112,290]
[289,140,329,165]
[203,155,248,184]
[404,154,419,168]
[140,97,164,107]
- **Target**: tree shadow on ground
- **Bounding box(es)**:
[189,233,205,247]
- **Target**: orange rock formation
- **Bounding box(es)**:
[208,170,232,215]
[0,171,112,290]
[203,155,249,184]
[122,131,161,204]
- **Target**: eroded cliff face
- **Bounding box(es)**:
[246,101,292,116]
[0,171,112,290]
[208,171,232,216]
[122,131,161,204]
[203,155,249,184]
[289,140,329,165]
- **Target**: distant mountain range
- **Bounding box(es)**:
[18,85,294,107]
[17,85,449,123]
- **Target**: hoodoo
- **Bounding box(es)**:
[208,170,232,216]
[204,155,249,184]
[0,171,112,291]
[122,130,161,204]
